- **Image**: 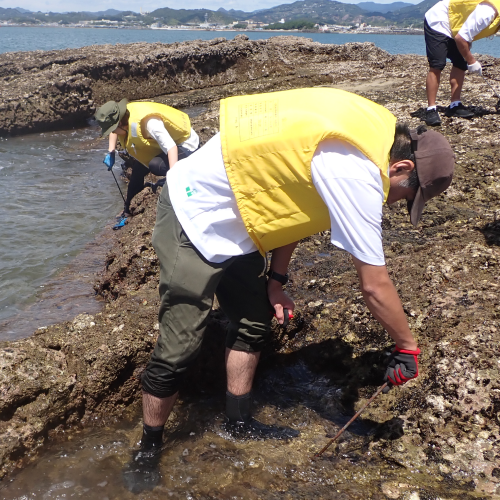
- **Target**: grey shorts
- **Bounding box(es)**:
[141,185,274,398]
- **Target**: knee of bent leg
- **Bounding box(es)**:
[141,359,182,398]
[226,319,272,353]
[149,156,168,177]
[429,65,444,74]
[142,329,205,398]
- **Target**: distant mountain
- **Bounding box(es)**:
[81,9,123,16]
[1,0,438,27]
[15,7,31,13]
[357,2,412,13]
[0,8,138,23]
[380,0,438,23]
[217,7,248,18]
[0,7,30,19]
[243,0,434,25]
[390,0,438,16]
[148,7,236,24]
[245,0,369,24]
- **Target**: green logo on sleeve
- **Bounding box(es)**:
[186,186,197,197]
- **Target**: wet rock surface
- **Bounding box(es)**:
[1,37,500,498]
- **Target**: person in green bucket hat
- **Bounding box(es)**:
[95,98,199,217]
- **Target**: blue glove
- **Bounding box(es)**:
[113,217,127,230]
[103,151,115,171]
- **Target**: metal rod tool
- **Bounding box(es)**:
[312,382,388,459]
[110,168,126,204]
[482,74,500,99]
[481,74,500,110]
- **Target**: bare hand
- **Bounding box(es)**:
[268,281,295,324]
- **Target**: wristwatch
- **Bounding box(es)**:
[266,270,289,286]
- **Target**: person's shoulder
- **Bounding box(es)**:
[144,115,165,126]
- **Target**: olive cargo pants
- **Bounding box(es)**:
[141,185,274,398]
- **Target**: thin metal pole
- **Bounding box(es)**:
[110,168,126,205]
[312,382,388,459]
[481,74,500,100]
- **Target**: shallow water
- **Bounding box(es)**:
[0,357,479,499]
[0,127,124,340]
[0,105,208,341]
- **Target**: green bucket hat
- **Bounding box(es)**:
[95,98,129,137]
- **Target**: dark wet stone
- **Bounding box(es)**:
[221,418,300,440]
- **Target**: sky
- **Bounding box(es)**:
[0,0,421,14]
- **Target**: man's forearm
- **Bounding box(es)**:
[269,242,299,274]
[455,34,475,64]
[267,242,298,323]
[361,280,417,350]
[352,257,417,350]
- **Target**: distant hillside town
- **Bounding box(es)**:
[0,0,435,32]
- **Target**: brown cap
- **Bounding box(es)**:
[407,129,455,226]
[95,98,129,137]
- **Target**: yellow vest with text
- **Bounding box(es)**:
[120,102,191,167]
[449,0,500,40]
[220,88,396,254]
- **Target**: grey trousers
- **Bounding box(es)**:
[141,185,274,398]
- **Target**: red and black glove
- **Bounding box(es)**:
[383,346,420,392]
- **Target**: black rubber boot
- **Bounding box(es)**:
[223,391,300,441]
[122,424,164,494]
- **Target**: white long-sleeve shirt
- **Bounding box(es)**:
[145,117,199,153]
[425,0,497,42]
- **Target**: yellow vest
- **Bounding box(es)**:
[120,102,191,167]
[220,88,396,254]
[449,0,500,40]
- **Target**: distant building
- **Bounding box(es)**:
[246,21,267,29]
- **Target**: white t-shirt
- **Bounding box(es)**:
[145,117,199,153]
[425,0,497,42]
[167,133,385,266]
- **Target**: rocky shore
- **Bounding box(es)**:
[0,34,385,136]
[1,36,500,497]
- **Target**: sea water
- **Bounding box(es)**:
[1,26,500,57]
[0,127,124,340]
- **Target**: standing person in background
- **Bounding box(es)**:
[123,87,455,494]
[95,99,199,217]
[424,0,500,126]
